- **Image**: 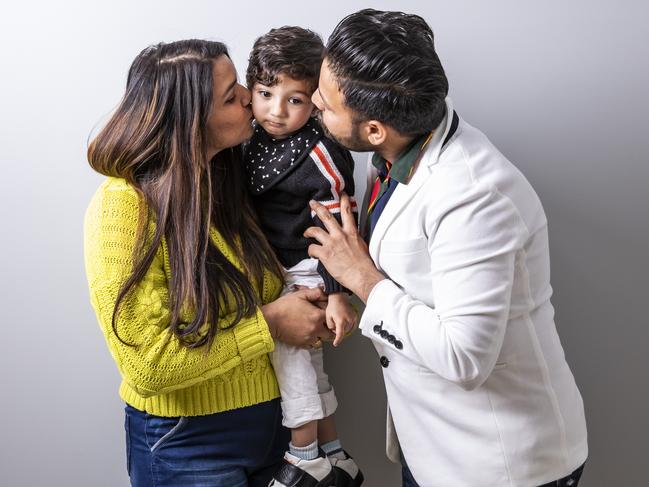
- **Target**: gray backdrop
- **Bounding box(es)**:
[1,1,647,485]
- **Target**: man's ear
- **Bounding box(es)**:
[363,120,388,147]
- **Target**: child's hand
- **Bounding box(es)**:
[326,293,358,347]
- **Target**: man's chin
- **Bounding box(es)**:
[329,132,374,153]
[319,120,339,143]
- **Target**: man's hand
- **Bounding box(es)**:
[261,287,334,348]
[326,293,358,347]
[304,193,385,303]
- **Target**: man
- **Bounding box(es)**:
[306,9,588,487]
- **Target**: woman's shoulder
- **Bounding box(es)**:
[96,176,137,196]
[85,177,144,230]
[88,177,140,208]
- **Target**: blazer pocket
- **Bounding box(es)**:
[380,236,427,254]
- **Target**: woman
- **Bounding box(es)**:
[84,39,333,487]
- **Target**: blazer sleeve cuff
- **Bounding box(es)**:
[359,278,395,338]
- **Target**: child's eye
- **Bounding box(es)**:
[289,98,303,105]
[259,90,271,98]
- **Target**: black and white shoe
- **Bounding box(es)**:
[269,451,335,487]
[328,451,364,487]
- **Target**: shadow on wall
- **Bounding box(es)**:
[324,318,402,486]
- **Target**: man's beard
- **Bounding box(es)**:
[318,115,375,152]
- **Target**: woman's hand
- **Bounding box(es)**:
[261,287,334,348]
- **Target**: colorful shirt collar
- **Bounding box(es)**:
[371,131,434,184]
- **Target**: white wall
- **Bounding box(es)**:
[1,1,647,485]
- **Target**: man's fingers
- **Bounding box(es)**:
[303,226,330,244]
[339,193,357,234]
[307,243,324,261]
[309,200,342,234]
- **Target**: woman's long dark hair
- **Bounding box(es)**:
[88,40,283,349]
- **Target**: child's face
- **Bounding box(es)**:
[251,74,315,139]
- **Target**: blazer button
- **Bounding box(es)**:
[387,334,396,344]
[395,340,403,350]
[380,330,389,339]
[373,324,382,334]
[380,356,390,368]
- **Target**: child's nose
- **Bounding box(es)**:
[270,99,286,117]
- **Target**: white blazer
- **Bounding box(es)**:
[358,98,588,486]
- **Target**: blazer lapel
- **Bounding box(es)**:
[367,156,432,264]
[367,98,456,264]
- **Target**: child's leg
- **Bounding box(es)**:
[292,420,318,448]
[309,347,338,418]
[310,348,365,486]
[267,261,337,485]
[269,341,334,485]
[308,347,343,453]
[317,413,339,445]
[270,341,323,434]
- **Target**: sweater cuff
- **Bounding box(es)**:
[317,261,351,295]
[233,307,275,363]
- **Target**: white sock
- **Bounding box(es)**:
[289,440,319,460]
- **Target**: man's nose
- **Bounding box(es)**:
[311,90,323,110]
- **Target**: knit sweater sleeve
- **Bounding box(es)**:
[83,179,275,398]
[311,139,359,294]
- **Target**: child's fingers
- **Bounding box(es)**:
[333,320,345,347]
[343,313,358,336]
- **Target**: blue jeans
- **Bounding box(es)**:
[124,399,289,487]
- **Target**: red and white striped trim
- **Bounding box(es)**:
[310,142,345,197]
[309,141,358,217]
[310,198,358,217]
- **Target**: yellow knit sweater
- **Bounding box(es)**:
[84,178,281,417]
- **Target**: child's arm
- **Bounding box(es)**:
[309,137,359,295]
[326,292,358,347]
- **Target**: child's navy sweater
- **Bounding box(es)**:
[244,118,357,294]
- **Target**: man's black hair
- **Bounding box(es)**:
[326,9,449,136]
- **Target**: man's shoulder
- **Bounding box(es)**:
[432,121,547,231]
[434,121,520,187]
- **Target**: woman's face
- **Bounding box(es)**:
[206,55,253,158]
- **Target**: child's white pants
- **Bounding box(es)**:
[271,258,338,429]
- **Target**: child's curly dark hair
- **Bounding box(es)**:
[246,26,324,93]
